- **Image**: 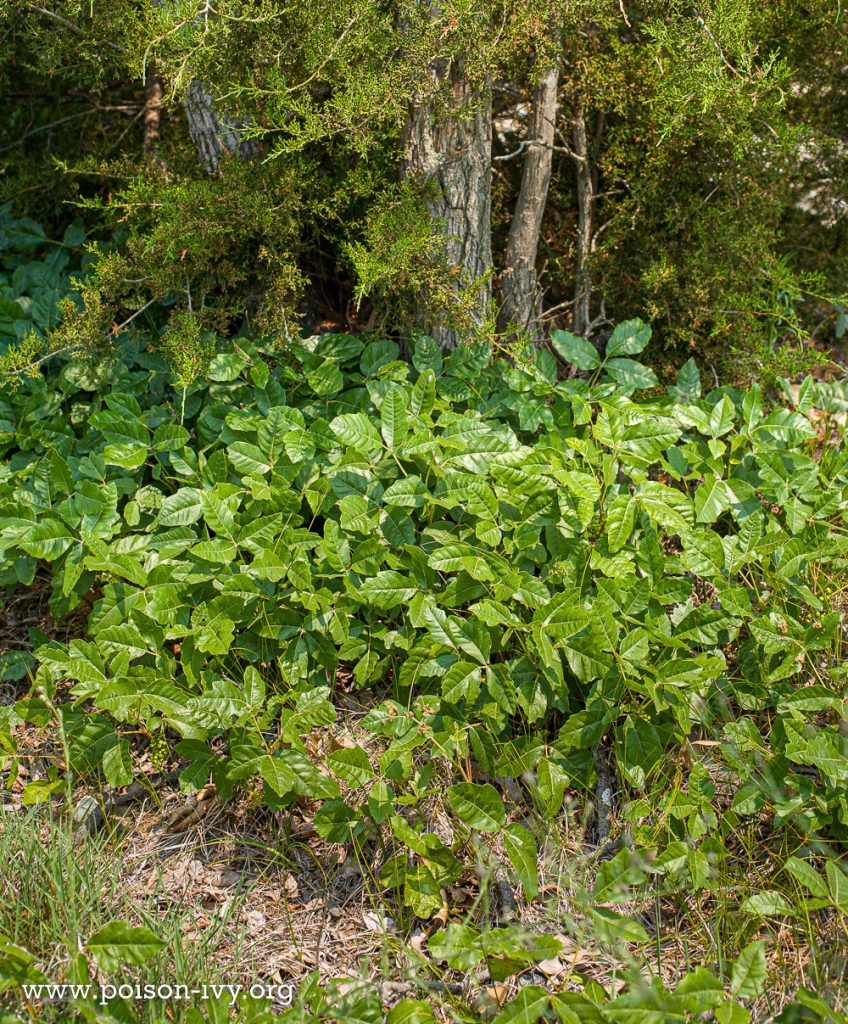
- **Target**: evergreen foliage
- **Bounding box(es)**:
[0,1,844,366]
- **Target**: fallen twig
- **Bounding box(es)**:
[73,769,180,844]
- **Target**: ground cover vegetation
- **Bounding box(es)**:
[0,217,846,1021]
[0,1,846,1022]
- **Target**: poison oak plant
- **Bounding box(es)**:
[1,321,847,851]
[0,315,847,1019]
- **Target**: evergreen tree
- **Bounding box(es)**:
[0,0,844,367]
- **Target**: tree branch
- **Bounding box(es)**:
[27,4,125,51]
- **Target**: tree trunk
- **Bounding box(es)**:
[150,0,258,174]
[593,738,616,854]
[497,61,560,342]
[144,67,163,154]
[182,80,260,174]
[402,59,493,351]
[572,99,595,336]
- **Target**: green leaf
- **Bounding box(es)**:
[606,319,651,357]
[604,358,658,390]
[426,922,482,970]
[731,940,767,999]
[671,358,701,401]
[90,410,149,446]
[550,330,600,370]
[441,661,482,703]
[709,395,735,437]
[22,778,65,805]
[386,999,437,1024]
[0,649,35,681]
[381,384,409,448]
[410,369,436,417]
[103,442,148,470]
[605,496,636,553]
[314,799,359,843]
[492,986,549,1024]
[619,627,649,664]
[674,968,724,1013]
[85,922,165,971]
[412,336,443,376]
[277,749,340,799]
[380,507,414,547]
[383,475,428,508]
[158,488,203,526]
[556,708,611,750]
[826,861,848,912]
[258,406,303,462]
[152,424,190,452]
[617,718,663,789]
[636,481,692,531]
[328,746,374,786]
[589,907,649,944]
[358,571,416,609]
[331,413,384,455]
[447,783,505,832]
[228,441,272,476]
[243,666,266,708]
[207,353,246,382]
[19,520,74,560]
[784,722,848,783]
[361,339,399,376]
[785,857,828,899]
[102,739,133,787]
[200,489,239,542]
[714,1002,751,1024]
[504,823,538,899]
[258,755,297,796]
[593,849,646,902]
[739,891,795,917]
[63,221,86,246]
[306,357,344,395]
[758,408,819,442]
[694,475,732,523]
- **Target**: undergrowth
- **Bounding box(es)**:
[0,225,847,1022]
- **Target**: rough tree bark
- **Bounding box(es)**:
[571,98,595,337]
[143,67,163,154]
[182,80,260,174]
[150,0,257,173]
[403,57,493,351]
[593,739,616,850]
[496,60,560,342]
